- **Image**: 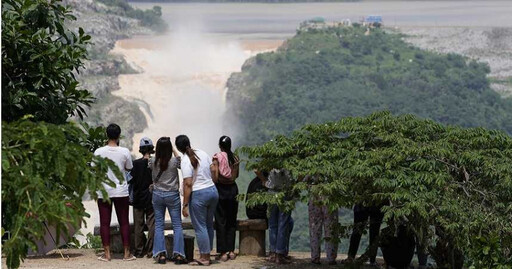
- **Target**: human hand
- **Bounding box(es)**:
[182,205,189,218]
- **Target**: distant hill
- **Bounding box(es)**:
[226,25,512,146]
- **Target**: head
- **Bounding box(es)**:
[139,137,155,156]
[175,135,199,169]
[106,123,121,142]
[155,137,172,171]
[219,135,235,165]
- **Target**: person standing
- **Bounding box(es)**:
[176,135,219,266]
[255,169,294,265]
[344,204,385,267]
[94,123,135,262]
[130,137,155,258]
[151,137,186,264]
[211,136,240,262]
[308,195,339,265]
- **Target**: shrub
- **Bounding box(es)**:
[241,112,512,268]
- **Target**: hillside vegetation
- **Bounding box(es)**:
[226,26,512,145]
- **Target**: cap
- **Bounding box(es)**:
[139,137,153,147]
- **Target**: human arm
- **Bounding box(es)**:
[210,159,219,183]
[182,177,193,217]
[172,143,180,158]
[231,157,240,180]
[125,149,133,172]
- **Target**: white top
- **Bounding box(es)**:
[181,149,215,192]
[94,145,133,199]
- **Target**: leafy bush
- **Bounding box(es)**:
[1,120,119,269]
[1,0,93,124]
[241,112,512,268]
[1,1,121,268]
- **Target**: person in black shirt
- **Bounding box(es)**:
[245,175,268,220]
[130,137,155,258]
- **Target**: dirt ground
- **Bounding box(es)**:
[3,249,388,269]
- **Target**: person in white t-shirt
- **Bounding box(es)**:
[93,124,135,262]
[176,135,219,266]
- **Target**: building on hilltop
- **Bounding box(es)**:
[362,15,383,27]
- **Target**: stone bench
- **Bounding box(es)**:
[237,219,267,257]
[94,219,268,257]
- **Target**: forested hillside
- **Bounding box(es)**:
[226,26,512,146]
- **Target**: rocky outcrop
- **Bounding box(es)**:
[64,0,151,149]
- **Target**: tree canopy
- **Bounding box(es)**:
[241,111,512,268]
[1,1,119,268]
[2,0,93,124]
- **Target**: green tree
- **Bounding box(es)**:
[241,112,512,268]
[1,1,120,268]
[2,0,93,124]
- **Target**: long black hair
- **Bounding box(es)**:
[219,135,236,166]
[155,137,172,171]
[175,135,199,169]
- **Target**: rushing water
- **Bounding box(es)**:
[80,0,511,244]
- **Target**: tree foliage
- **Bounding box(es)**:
[1,120,119,269]
[228,26,512,145]
[241,112,512,268]
[1,1,121,268]
[1,0,93,124]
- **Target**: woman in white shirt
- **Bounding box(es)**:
[176,135,219,266]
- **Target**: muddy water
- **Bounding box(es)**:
[79,33,281,244]
[111,34,281,155]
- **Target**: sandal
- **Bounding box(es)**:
[189,259,210,266]
[97,255,110,262]
[157,254,166,264]
[219,253,229,262]
[228,252,237,260]
[123,255,137,261]
[174,255,188,265]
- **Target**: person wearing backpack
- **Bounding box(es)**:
[129,137,155,258]
[150,137,187,265]
[210,136,240,262]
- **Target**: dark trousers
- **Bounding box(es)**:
[347,205,384,263]
[215,198,238,253]
[98,197,130,247]
[133,206,155,256]
[417,241,428,266]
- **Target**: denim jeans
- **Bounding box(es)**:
[152,190,185,258]
[269,205,293,255]
[190,186,219,254]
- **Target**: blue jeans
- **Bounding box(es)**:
[269,205,293,255]
[152,190,185,258]
[190,186,219,254]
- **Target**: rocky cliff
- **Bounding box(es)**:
[64,0,151,149]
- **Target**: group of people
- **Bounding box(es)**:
[93,123,427,268]
[94,123,239,265]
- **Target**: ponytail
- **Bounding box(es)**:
[175,135,200,169]
[219,135,236,166]
[186,147,200,169]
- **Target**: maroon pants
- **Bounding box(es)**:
[98,196,130,247]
